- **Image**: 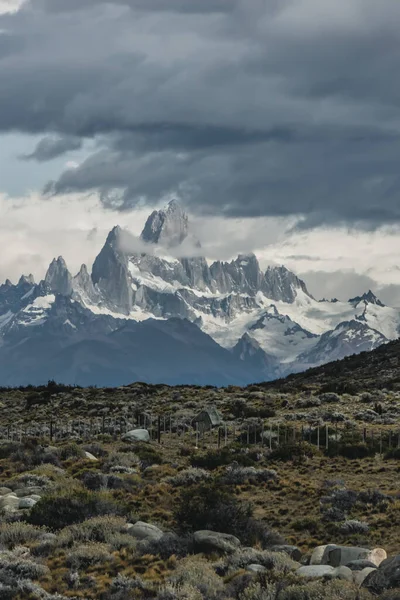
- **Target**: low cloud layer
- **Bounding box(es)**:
[1,191,400,308]
[1,1,400,225]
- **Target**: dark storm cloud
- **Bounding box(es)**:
[30,0,236,14]
[22,135,82,162]
[3,0,400,223]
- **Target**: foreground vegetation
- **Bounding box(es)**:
[0,342,399,598]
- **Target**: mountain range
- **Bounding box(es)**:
[0,199,398,386]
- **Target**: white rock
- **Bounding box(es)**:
[84,452,98,461]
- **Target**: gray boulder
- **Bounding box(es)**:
[193,530,241,554]
[297,565,335,578]
[18,497,37,509]
[297,565,352,581]
[310,545,336,565]
[271,545,302,562]
[346,559,379,571]
[0,488,12,496]
[126,521,163,541]
[363,555,400,593]
[247,564,267,573]
[122,429,150,443]
[0,494,20,510]
[354,567,377,587]
[321,545,387,567]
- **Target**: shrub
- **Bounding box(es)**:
[174,482,253,541]
[57,515,128,547]
[57,443,85,461]
[191,448,234,470]
[384,448,400,460]
[66,543,113,569]
[28,489,125,529]
[220,465,278,485]
[166,468,211,487]
[80,471,108,491]
[0,522,46,549]
[169,557,224,598]
[138,532,194,559]
[223,548,298,574]
[104,574,148,600]
[102,451,141,473]
[270,442,320,462]
[340,520,369,534]
[0,556,49,580]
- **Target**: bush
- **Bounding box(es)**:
[66,543,113,569]
[169,557,224,599]
[0,522,46,549]
[138,532,194,559]
[28,488,125,529]
[57,443,85,461]
[220,465,277,486]
[270,442,320,462]
[174,482,253,539]
[191,448,234,470]
[340,520,369,534]
[223,548,297,574]
[102,451,141,473]
[57,515,128,547]
[166,468,210,487]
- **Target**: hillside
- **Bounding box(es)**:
[260,338,400,394]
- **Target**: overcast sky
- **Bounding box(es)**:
[1,0,400,304]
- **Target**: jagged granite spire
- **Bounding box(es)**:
[18,274,35,286]
[140,199,189,248]
[72,264,99,306]
[91,226,132,314]
[45,257,73,296]
[263,265,313,303]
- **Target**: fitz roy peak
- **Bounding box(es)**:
[0,199,398,386]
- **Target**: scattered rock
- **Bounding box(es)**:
[354,567,377,587]
[0,494,20,510]
[125,521,163,541]
[18,497,37,509]
[310,545,335,565]
[346,559,379,571]
[271,545,302,562]
[246,564,267,573]
[122,429,150,443]
[321,545,387,567]
[363,554,400,593]
[193,530,241,554]
[0,487,12,496]
[297,565,335,578]
[84,451,98,461]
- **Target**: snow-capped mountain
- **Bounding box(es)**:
[0,199,398,386]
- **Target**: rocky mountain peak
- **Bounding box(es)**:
[140,199,189,248]
[45,256,73,296]
[264,265,313,302]
[106,225,123,247]
[349,290,385,308]
[18,274,35,286]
